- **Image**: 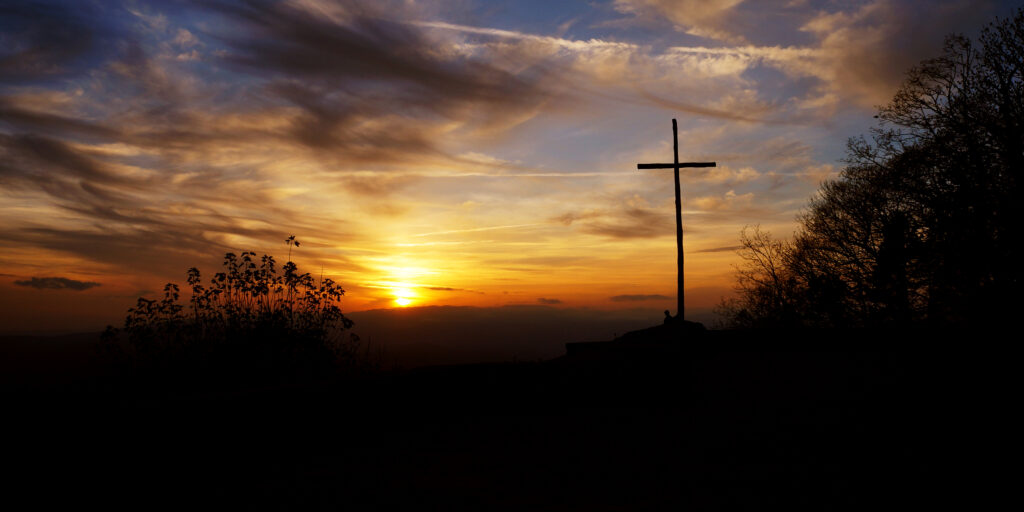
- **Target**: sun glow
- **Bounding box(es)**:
[372,262,435,308]
[392,286,416,307]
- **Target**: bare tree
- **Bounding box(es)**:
[720,10,1024,329]
[717,226,800,328]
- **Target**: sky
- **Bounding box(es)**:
[1,0,1021,333]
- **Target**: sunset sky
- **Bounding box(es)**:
[2,0,1020,333]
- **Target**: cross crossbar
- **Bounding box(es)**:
[637,162,716,169]
[636,118,716,321]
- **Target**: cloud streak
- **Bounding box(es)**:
[14,276,101,291]
[200,0,554,160]
[609,294,671,302]
[613,0,746,42]
[0,2,108,84]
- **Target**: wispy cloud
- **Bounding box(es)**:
[613,0,746,42]
[609,294,670,302]
[412,224,541,238]
[692,245,743,254]
[14,276,101,291]
[552,196,673,239]
[0,2,110,84]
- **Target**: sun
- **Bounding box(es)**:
[375,263,433,308]
[392,287,416,307]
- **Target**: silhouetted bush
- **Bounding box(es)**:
[104,251,360,389]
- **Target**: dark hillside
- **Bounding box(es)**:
[6,326,1008,510]
[0,332,104,389]
[347,305,665,367]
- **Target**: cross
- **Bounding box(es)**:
[636,118,716,320]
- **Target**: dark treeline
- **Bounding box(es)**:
[720,10,1024,329]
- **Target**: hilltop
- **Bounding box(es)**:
[4,321,1009,509]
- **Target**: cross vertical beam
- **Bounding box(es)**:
[672,119,683,320]
[636,119,716,320]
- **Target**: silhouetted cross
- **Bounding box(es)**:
[636,118,716,320]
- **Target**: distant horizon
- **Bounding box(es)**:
[0,302,722,338]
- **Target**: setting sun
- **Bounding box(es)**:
[392,287,416,307]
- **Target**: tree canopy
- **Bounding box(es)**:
[720,10,1023,329]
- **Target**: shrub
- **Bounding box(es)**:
[104,251,360,388]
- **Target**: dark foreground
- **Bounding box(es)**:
[6,328,1012,510]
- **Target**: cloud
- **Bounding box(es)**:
[173,28,199,48]
[613,0,746,42]
[199,0,552,155]
[419,20,792,124]
[554,195,674,239]
[580,208,672,239]
[633,89,780,124]
[1,133,128,186]
[610,294,671,302]
[339,174,421,197]
[537,297,562,304]
[800,0,1001,107]
[0,131,361,278]
[421,12,970,126]
[413,224,540,238]
[483,256,588,271]
[0,1,108,84]
[684,165,760,186]
[14,276,101,291]
[606,1,1011,110]
[7,0,563,181]
[552,210,602,226]
[692,190,755,211]
[692,245,743,254]
[108,39,184,101]
[0,98,120,139]
[413,20,639,52]
[798,164,837,185]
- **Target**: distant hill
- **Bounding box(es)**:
[0,306,719,387]
[0,332,103,389]
[348,305,676,368]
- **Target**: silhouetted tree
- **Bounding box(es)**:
[717,226,801,328]
[721,10,1023,328]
